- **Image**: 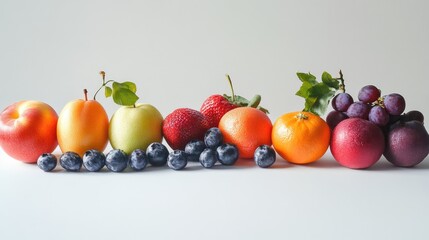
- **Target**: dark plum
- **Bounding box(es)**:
[384,121,429,167]
[403,110,424,124]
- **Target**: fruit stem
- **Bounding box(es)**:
[337,70,346,93]
[296,112,309,120]
[93,71,113,100]
[84,89,88,101]
[226,74,236,102]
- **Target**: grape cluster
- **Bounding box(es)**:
[327,85,422,129]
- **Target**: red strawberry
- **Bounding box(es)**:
[200,74,269,128]
[200,95,237,128]
[162,108,209,150]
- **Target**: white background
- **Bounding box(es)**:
[1,0,428,239]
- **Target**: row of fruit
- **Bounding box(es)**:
[0,71,428,172]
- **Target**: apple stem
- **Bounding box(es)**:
[84,89,88,101]
[226,74,236,102]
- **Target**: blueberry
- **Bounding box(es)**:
[147,142,169,166]
[59,152,83,172]
[216,144,239,166]
[105,149,128,172]
[82,149,106,172]
[204,127,223,149]
[254,145,276,168]
[129,149,148,171]
[184,140,206,162]
[199,148,218,168]
[37,153,57,172]
[167,150,188,170]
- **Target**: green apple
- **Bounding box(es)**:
[109,103,163,154]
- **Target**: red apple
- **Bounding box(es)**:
[0,100,58,163]
[330,118,385,169]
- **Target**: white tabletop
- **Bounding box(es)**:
[1,147,428,240]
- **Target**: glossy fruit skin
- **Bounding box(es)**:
[105,149,128,172]
[254,145,276,168]
[272,111,330,164]
[59,152,83,172]
[163,108,209,150]
[184,140,206,162]
[57,98,108,157]
[82,149,106,172]
[167,150,188,170]
[219,107,272,159]
[129,149,148,171]
[0,100,58,163]
[109,103,163,155]
[37,153,57,172]
[200,95,237,128]
[216,143,239,165]
[384,121,429,167]
[146,142,169,166]
[199,148,218,168]
[331,118,385,169]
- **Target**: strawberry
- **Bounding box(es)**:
[162,108,209,150]
[200,95,237,128]
[200,74,269,128]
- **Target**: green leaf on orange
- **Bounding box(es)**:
[321,71,339,89]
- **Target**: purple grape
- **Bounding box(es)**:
[368,105,390,126]
[383,93,406,116]
[332,93,354,112]
[358,85,381,103]
[403,110,424,124]
[326,110,349,130]
[346,102,371,119]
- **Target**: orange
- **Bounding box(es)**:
[218,107,272,159]
[57,90,109,156]
[272,111,330,164]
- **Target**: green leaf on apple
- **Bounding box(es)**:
[105,86,112,98]
[112,82,139,106]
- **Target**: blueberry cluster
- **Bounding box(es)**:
[37,127,277,172]
[184,127,238,168]
[36,143,169,173]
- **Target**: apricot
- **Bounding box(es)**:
[57,90,109,156]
